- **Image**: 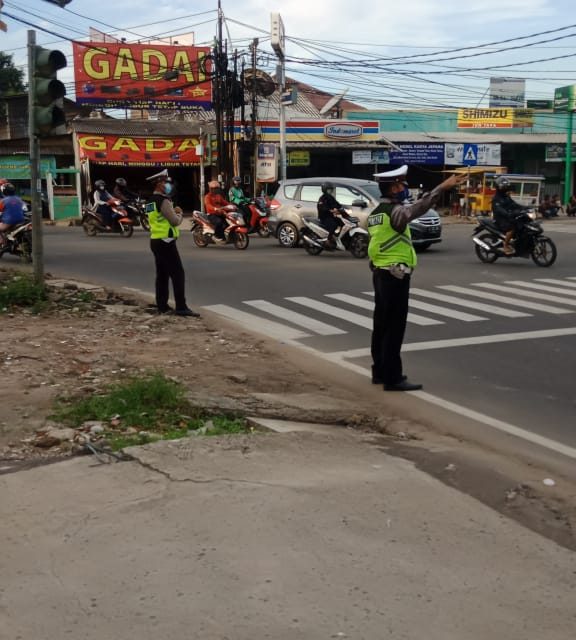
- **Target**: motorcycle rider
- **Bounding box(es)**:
[492,176,526,255]
[317,182,348,248]
[113,177,138,204]
[228,176,253,230]
[92,180,115,229]
[204,180,234,244]
[0,183,25,249]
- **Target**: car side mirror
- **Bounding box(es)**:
[352,199,367,208]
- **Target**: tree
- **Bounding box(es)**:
[0,51,25,118]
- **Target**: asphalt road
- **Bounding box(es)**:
[34,219,576,462]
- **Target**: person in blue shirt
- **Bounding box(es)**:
[0,183,26,248]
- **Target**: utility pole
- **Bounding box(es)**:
[214,0,224,181]
[271,13,286,182]
[563,110,574,205]
[250,38,258,197]
[27,30,44,285]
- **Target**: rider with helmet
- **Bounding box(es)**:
[228,176,252,229]
[492,176,526,255]
[204,180,234,243]
[0,183,25,248]
[317,182,348,247]
[92,179,115,228]
[113,177,137,204]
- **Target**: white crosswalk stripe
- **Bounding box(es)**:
[286,296,373,329]
[410,288,530,318]
[243,299,345,335]
[203,278,576,342]
[535,278,576,289]
[471,282,576,308]
[439,285,572,314]
[505,280,576,297]
[325,293,443,326]
[203,305,310,340]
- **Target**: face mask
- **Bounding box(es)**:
[164,183,173,195]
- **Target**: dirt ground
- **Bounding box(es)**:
[1,266,575,550]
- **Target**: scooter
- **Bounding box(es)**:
[190,207,249,250]
[82,199,135,237]
[0,213,32,262]
[244,195,271,237]
[300,211,369,258]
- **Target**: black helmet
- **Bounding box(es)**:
[115,177,127,187]
[321,181,335,194]
[2,182,16,196]
[94,180,106,190]
[495,176,512,191]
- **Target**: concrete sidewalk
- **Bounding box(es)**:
[1,427,574,640]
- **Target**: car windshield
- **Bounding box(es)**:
[359,183,382,200]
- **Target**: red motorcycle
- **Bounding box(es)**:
[190,206,249,250]
[244,195,271,237]
[82,198,134,237]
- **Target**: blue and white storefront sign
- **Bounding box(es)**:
[388,143,445,165]
[444,143,501,166]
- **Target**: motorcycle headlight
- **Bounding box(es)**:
[528,211,537,220]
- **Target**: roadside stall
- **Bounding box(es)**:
[449,167,544,215]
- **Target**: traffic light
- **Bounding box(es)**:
[32,46,67,137]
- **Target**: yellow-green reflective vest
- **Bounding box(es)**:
[146,195,180,240]
[367,203,417,268]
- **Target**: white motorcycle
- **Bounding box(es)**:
[300,211,369,258]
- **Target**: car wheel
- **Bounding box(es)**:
[277,222,299,248]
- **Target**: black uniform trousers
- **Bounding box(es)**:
[150,238,187,312]
[371,268,411,385]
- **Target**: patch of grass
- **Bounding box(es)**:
[51,371,248,451]
[0,273,47,313]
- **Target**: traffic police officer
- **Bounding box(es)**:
[146,169,199,317]
[368,166,464,391]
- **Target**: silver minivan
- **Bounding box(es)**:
[269,177,442,250]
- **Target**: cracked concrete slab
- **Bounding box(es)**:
[1,430,575,640]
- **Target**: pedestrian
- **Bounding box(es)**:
[368,166,465,391]
[146,169,200,317]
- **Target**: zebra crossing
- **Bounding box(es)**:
[203,277,576,341]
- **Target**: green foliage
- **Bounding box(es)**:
[0,52,26,119]
[0,273,47,312]
[51,371,248,450]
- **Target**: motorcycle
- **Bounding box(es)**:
[300,211,369,258]
[82,199,135,238]
[0,213,32,263]
[244,195,271,237]
[124,197,150,231]
[190,207,249,250]
[472,210,557,267]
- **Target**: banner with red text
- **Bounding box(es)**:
[73,42,212,112]
[77,134,205,165]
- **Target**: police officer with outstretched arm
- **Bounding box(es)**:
[368,166,465,391]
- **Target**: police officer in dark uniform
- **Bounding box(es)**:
[146,169,199,317]
[317,182,347,246]
[368,166,465,391]
[491,176,527,255]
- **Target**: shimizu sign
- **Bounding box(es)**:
[324,122,363,138]
[457,108,533,128]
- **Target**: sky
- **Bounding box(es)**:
[1,0,576,111]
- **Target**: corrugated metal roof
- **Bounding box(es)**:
[71,118,215,136]
[381,131,576,144]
